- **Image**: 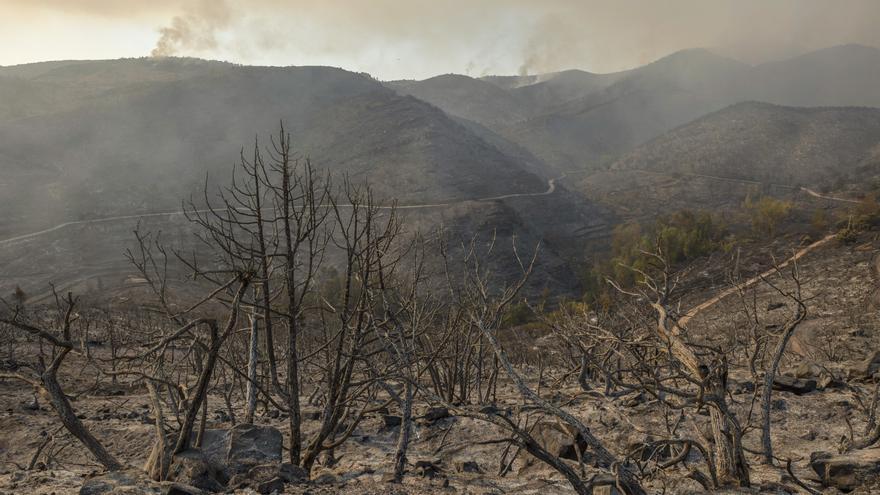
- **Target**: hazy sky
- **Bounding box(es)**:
[2,0,879,80]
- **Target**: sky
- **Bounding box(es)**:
[1,0,879,80]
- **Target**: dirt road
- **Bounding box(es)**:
[0,176,561,247]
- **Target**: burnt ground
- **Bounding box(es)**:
[1,232,879,494]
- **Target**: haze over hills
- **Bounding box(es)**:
[389,44,880,174]
[8,4,880,493]
[3,45,880,299]
[0,57,611,298]
[0,58,560,233]
[612,101,880,187]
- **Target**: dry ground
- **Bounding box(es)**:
[1,232,879,494]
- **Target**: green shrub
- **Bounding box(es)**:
[744,195,792,236]
[581,209,728,302]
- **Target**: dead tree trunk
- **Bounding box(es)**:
[392,381,414,482]
[477,321,647,495]
[653,303,750,487]
[759,272,806,465]
[244,291,260,424]
[42,350,123,471]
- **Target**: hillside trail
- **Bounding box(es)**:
[0,176,561,247]
[800,186,862,204]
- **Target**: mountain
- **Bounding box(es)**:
[0,59,555,230]
[0,57,612,298]
[612,101,880,186]
[389,45,880,175]
[750,44,880,108]
[386,74,529,126]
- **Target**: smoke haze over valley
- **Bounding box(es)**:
[3,3,880,495]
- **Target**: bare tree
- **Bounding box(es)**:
[0,291,123,471]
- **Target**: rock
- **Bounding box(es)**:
[591,474,620,495]
[80,469,160,495]
[255,477,285,494]
[854,351,880,379]
[414,460,442,478]
[620,393,644,407]
[767,302,787,311]
[733,381,756,394]
[277,463,308,483]
[382,415,402,428]
[244,462,307,484]
[758,481,795,494]
[422,407,451,423]
[794,362,839,390]
[168,449,226,493]
[810,449,880,491]
[772,375,816,395]
[194,429,229,474]
[160,482,206,495]
[454,460,481,473]
[226,424,283,474]
[795,362,823,379]
[312,472,339,484]
[800,430,817,441]
[533,422,589,461]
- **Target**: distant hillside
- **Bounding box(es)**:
[387,74,529,126]
[0,58,555,233]
[613,102,880,186]
[389,45,880,174]
[0,57,611,297]
[750,44,880,108]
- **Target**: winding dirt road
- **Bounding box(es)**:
[0,176,561,247]
[800,187,861,204]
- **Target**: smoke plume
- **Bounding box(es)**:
[4,0,880,79]
[151,0,232,57]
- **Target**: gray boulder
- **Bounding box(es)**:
[226,424,283,474]
[194,429,229,471]
[168,449,226,493]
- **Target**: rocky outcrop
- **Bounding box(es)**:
[810,449,880,491]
